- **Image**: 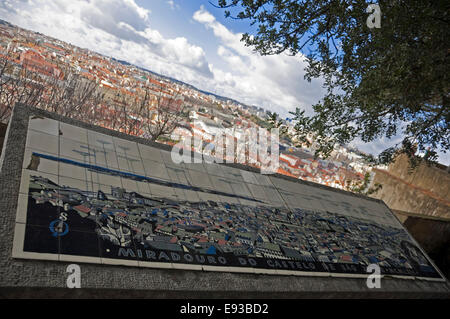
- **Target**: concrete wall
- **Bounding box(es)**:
[370,155,450,219]
[388,154,449,199]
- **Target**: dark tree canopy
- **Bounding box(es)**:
[215,0,449,165]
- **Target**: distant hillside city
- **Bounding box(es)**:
[0,19,377,192]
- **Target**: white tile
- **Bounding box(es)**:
[100,257,139,267]
[15,194,29,224]
[59,176,92,191]
[138,144,164,162]
[262,186,285,204]
[221,166,244,182]
[166,167,181,183]
[103,150,119,169]
[269,176,299,193]
[22,148,59,175]
[186,170,213,189]
[138,261,174,269]
[218,194,240,204]
[89,148,107,167]
[238,198,260,207]
[253,173,273,186]
[136,181,151,195]
[229,181,252,198]
[173,188,186,199]
[97,173,122,188]
[86,171,100,186]
[412,276,445,282]
[171,263,203,271]
[28,116,59,135]
[247,183,266,200]
[201,265,234,273]
[209,175,234,194]
[59,137,94,162]
[87,131,114,151]
[183,190,200,202]
[329,272,368,279]
[184,163,207,173]
[129,160,146,175]
[117,154,145,174]
[121,178,139,193]
[117,153,136,172]
[59,254,102,265]
[12,223,25,256]
[59,122,88,143]
[144,160,168,180]
[196,192,221,203]
[148,183,175,198]
[204,163,226,178]
[91,183,113,195]
[253,268,278,275]
[240,170,259,184]
[26,130,59,155]
[113,137,139,157]
[290,270,331,277]
[59,162,91,180]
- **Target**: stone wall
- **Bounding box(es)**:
[370,154,450,220]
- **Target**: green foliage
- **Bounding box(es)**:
[266,111,288,136]
[346,172,382,195]
[216,0,450,166]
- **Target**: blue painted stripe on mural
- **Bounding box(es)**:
[32,152,261,203]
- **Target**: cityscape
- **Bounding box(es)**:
[0,19,375,192]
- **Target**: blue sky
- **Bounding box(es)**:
[0,0,448,164]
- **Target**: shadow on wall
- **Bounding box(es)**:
[0,122,7,157]
[394,211,450,280]
[371,154,450,220]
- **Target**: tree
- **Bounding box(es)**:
[43,69,103,121]
[266,112,288,136]
[105,88,148,136]
[0,54,102,124]
[0,56,46,122]
[140,85,187,141]
[215,0,449,166]
[344,171,382,195]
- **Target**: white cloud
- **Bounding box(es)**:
[166,1,180,11]
[193,5,324,117]
[0,0,212,77]
[0,1,324,118]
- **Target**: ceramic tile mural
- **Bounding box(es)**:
[12,115,443,279]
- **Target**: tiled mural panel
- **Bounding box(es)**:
[12,116,442,279]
